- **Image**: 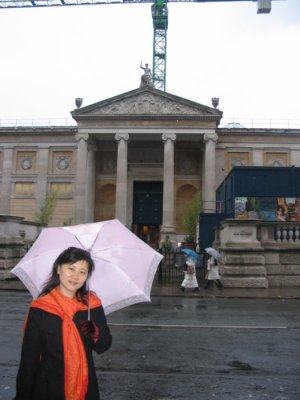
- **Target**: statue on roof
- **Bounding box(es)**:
[140,62,152,87]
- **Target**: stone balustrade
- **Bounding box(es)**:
[274,223,300,244]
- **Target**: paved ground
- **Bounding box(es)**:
[1,278,300,299]
[1,286,300,400]
[151,282,300,299]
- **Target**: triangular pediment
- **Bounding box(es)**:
[71,87,222,119]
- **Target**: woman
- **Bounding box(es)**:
[180,257,199,292]
[14,247,112,400]
[204,255,224,290]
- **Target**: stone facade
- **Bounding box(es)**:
[0,86,300,282]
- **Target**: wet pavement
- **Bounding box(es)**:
[1,287,300,400]
[1,278,300,299]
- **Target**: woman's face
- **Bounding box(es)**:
[57,260,89,298]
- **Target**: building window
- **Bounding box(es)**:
[14,182,35,197]
[50,183,73,198]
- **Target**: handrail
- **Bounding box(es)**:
[220,118,300,130]
[0,117,299,129]
[0,119,76,127]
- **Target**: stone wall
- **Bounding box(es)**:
[0,215,41,280]
[214,219,300,288]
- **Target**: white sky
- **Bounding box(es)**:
[0,0,299,126]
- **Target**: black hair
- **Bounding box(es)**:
[39,247,95,303]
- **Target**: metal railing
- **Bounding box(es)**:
[0,118,76,127]
[220,118,300,130]
[157,248,205,284]
[0,117,299,129]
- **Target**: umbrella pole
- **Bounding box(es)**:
[87,281,90,321]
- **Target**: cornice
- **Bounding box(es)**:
[75,114,221,122]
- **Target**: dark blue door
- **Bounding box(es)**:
[133,181,163,225]
[132,181,163,249]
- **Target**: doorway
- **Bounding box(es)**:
[132,181,163,248]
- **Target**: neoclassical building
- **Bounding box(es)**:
[1,86,300,250]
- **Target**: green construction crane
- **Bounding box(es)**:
[0,0,274,91]
[151,0,168,91]
[150,0,273,91]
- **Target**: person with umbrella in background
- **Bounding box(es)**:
[204,247,224,290]
[180,256,199,292]
[13,246,112,400]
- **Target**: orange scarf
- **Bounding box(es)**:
[30,287,101,400]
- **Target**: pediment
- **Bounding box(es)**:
[72,87,221,119]
[88,92,208,115]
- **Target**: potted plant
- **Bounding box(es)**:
[181,193,201,250]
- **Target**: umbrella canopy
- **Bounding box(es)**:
[205,247,221,262]
[181,248,200,262]
[11,219,163,315]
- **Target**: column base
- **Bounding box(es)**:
[160,225,176,234]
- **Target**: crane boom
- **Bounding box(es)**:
[0,0,273,11]
[0,0,274,90]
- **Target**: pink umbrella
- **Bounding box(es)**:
[11,219,163,315]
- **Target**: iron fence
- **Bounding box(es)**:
[157,248,206,285]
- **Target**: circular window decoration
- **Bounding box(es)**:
[56,157,70,170]
[106,159,117,171]
[21,157,33,170]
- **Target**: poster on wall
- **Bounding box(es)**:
[234,197,300,221]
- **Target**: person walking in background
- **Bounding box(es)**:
[14,246,112,400]
[204,255,224,290]
[180,257,199,291]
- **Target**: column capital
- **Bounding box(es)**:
[75,133,89,142]
[162,132,176,142]
[115,132,130,142]
[204,133,218,143]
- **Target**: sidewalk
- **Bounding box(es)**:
[1,278,300,299]
[151,281,300,299]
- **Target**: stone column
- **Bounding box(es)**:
[115,132,129,226]
[74,133,89,224]
[86,143,96,223]
[161,132,176,236]
[0,148,13,214]
[36,148,49,211]
[203,133,218,213]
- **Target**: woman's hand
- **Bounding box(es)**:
[79,320,99,342]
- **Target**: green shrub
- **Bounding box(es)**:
[35,193,57,226]
[182,193,202,243]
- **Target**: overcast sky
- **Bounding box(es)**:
[0,0,299,127]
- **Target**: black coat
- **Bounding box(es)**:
[14,304,112,400]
